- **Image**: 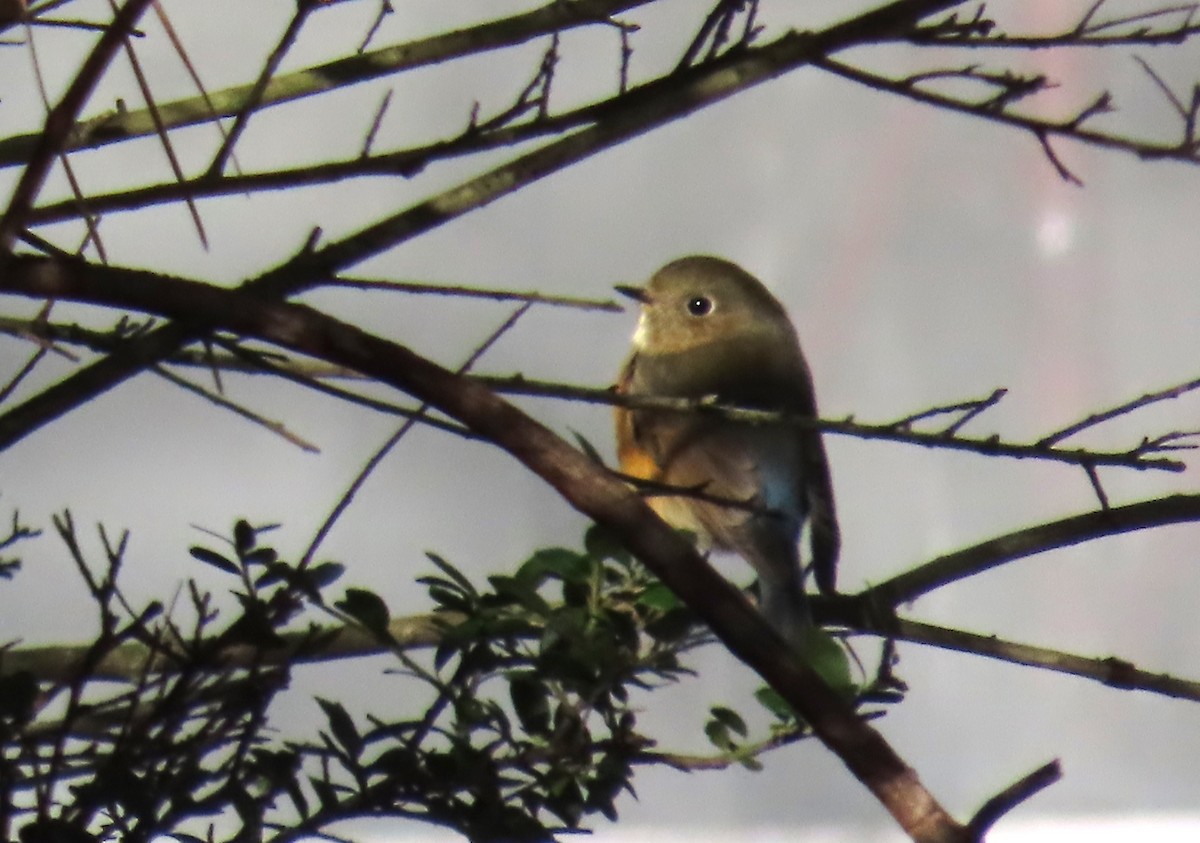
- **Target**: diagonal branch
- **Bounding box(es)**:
[0,251,973,842]
[203,0,316,178]
[0,1,967,454]
[0,0,155,251]
[0,0,659,170]
[814,54,1200,173]
[861,494,1200,606]
[885,618,1200,702]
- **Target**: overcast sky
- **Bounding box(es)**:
[3,2,1200,840]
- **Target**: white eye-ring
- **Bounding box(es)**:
[686,295,713,316]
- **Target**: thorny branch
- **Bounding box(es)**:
[0,0,968,457]
[0,294,1194,472]
[911,1,1200,48]
[10,2,1200,229]
[0,240,976,842]
[0,0,154,250]
[5,2,1200,840]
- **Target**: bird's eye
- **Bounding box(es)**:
[686,296,713,316]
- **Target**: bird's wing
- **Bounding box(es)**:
[786,363,840,595]
[802,436,840,594]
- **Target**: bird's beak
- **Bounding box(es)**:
[614,284,651,304]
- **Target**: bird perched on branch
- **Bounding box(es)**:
[614,255,839,646]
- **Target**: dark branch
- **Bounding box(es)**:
[0,248,969,840]
[966,761,1061,840]
[863,494,1200,605]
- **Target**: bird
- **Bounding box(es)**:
[614,255,839,646]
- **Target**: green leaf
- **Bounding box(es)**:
[796,626,857,699]
[189,545,238,575]
[645,607,696,643]
[709,705,748,738]
[336,588,391,638]
[254,563,287,588]
[424,551,478,598]
[370,747,421,780]
[317,698,362,760]
[561,577,590,608]
[426,585,472,613]
[738,755,764,772]
[704,718,733,751]
[636,582,680,611]
[508,672,552,736]
[224,600,286,648]
[754,686,795,721]
[307,560,345,589]
[489,574,553,615]
[23,819,99,843]
[282,774,310,820]
[516,547,590,585]
[309,776,338,811]
[433,638,459,671]
[584,524,629,565]
[242,547,278,567]
[233,519,256,556]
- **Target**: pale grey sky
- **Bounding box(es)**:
[2,1,1200,839]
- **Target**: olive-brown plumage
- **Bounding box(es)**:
[615,256,839,644]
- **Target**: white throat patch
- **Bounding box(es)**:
[631,310,648,349]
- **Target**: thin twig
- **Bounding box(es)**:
[966,761,1061,840]
[151,365,320,452]
[814,54,1200,183]
[0,0,153,250]
[360,89,392,158]
[211,336,477,439]
[1082,462,1110,510]
[203,1,316,178]
[328,277,622,311]
[910,2,1200,47]
[887,618,1200,702]
[0,0,659,170]
[864,493,1200,605]
[22,21,108,261]
[1037,373,1200,445]
[107,0,207,248]
[149,0,243,176]
[7,14,901,453]
[635,726,808,771]
[475,374,1188,472]
[298,302,533,569]
[888,388,1006,432]
[357,0,392,53]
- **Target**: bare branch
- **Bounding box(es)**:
[863,494,1200,606]
[0,247,969,840]
[298,302,533,568]
[814,55,1200,178]
[151,365,320,453]
[477,374,1188,472]
[877,619,1200,702]
[1038,373,1200,445]
[327,277,622,311]
[911,2,1200,48]
[0,4,969,455]
[203,1,316,178]
[0,0,659,170]
[966,761,1061,840]
[0,612,458,683]
[0,0,154,251]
